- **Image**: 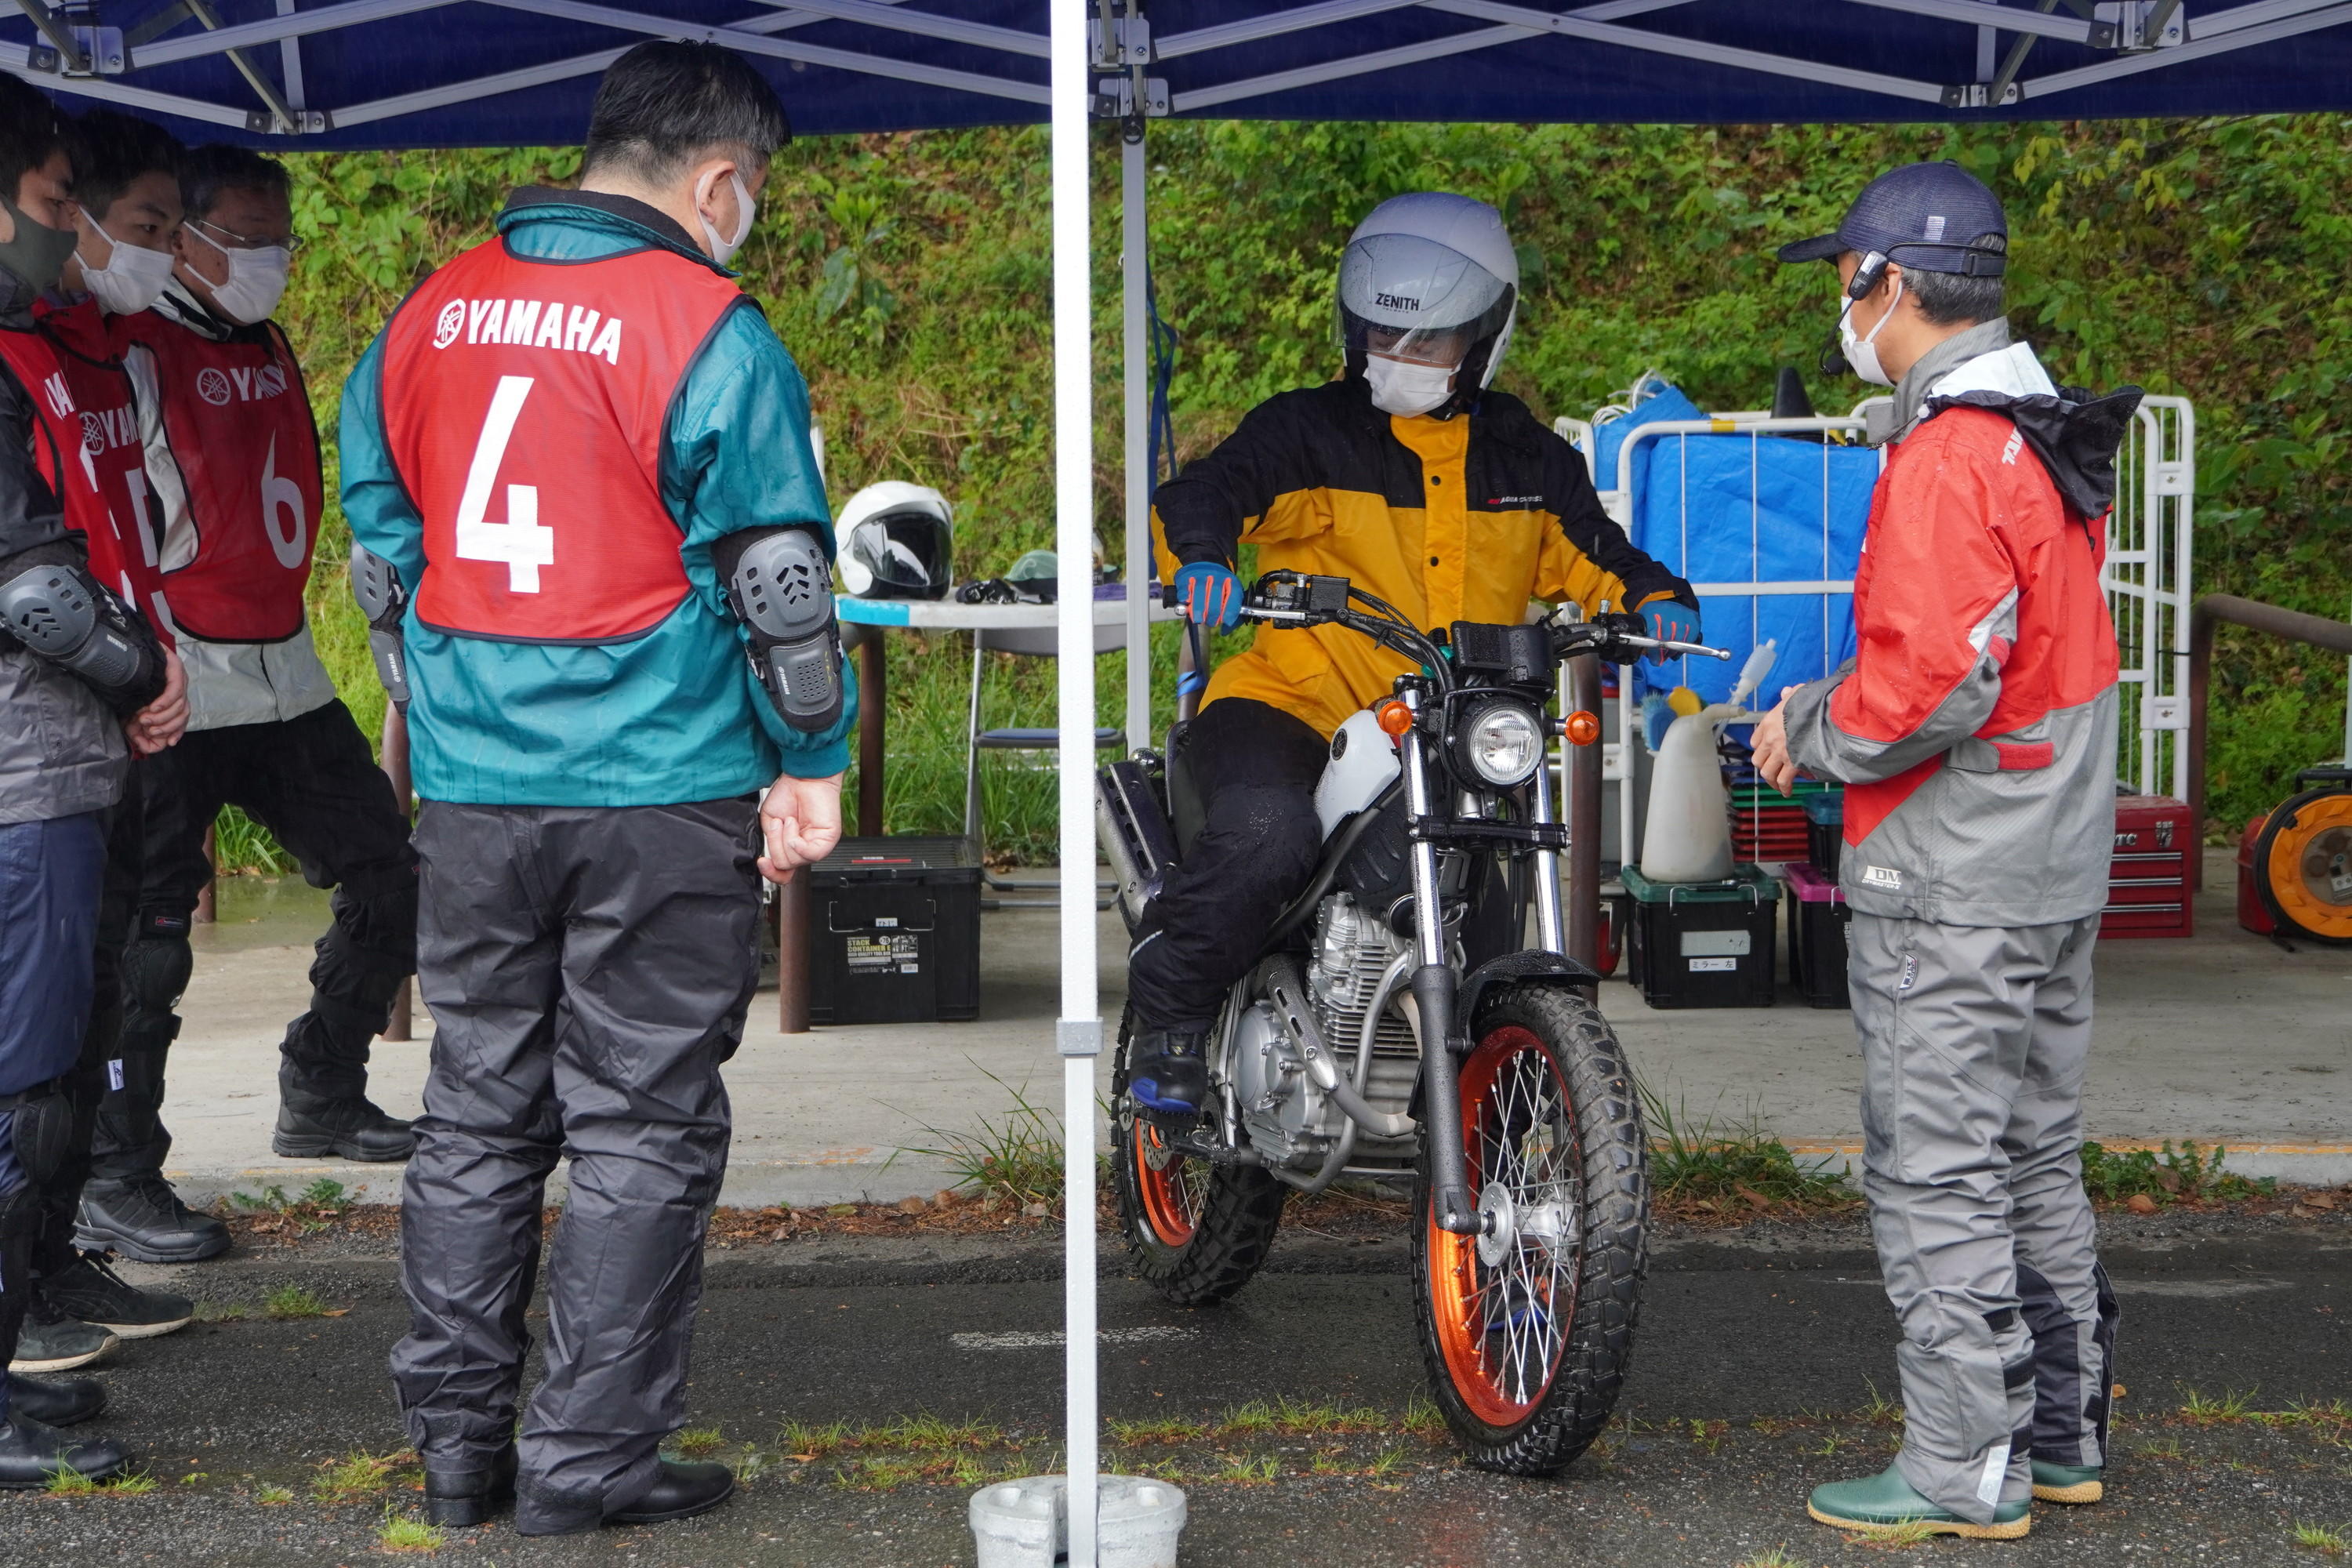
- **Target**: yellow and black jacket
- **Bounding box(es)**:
[1153,377,1695,739]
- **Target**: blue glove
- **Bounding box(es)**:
[1641,598,1700,664]
[1174,561,1241,632]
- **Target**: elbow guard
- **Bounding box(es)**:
[724,526,843,734]
[0,558,165,714]
[349,545,411,711]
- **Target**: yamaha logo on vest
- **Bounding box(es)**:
[40,370,72,421]
[78,405,136,457]
[445,298,624,366]
[196,361,289,406]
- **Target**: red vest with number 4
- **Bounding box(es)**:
[31,299,171,644]
[111,308,321,642]
[378,237,746,643]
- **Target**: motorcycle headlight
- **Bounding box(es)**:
[1457,702,1543,789]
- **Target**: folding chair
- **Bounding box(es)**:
[964,619,1124,909]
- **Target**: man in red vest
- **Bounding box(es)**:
[343,42,849,1537]
[4,109,212,1384]
[111,147,420,1228]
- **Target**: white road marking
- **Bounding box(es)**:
[953,1326,1200,1351]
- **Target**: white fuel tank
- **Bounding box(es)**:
[1314,708,1402,839]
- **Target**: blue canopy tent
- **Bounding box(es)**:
[12,4,2350,1559]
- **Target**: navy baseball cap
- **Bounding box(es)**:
[1777,160,2008,277]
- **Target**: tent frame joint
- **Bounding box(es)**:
[16,9,122,76]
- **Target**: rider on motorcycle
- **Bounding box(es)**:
[1131,191,1700,1126]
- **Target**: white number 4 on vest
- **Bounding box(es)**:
[454,375,553,592]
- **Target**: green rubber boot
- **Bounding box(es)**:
[1807,1464,2031,1540]
[2031,1460,2103,1504]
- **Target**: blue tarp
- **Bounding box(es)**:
[7,2,2352,151]
[1624,427,1878,711]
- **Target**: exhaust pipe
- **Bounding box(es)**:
[1095,757,1178,933]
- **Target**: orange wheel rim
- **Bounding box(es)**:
[2266,793,2352,939]
[1428,1025,1583,1427]
[1133,1120,1205,1247]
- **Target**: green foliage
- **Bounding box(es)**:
[2082,1140,2277,1204]
[1639,1084,1856,1213]
[212,120,2352,871]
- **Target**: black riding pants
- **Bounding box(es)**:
[390,797,760,1515]
[1127,698,1330,1034]
[109,699,418,1179]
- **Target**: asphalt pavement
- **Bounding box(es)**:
[5,1208,2347,1566]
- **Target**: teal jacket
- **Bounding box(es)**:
[339,190,853,807]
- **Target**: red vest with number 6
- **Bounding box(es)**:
[30,298,171,644]
[111,307,321,642]
[377,237,746,644]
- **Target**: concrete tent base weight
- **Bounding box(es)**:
[971,1475,1188,1568]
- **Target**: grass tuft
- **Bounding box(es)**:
[110,1469,160,1495]
[265,1284,337,1319]
[670,1426,724,1457]
[1736,1550,1811,1568]
[780,1418,850,1459]
[2082,1140,2276,1205]
[895,1065,1064,1210]
[1845,1519,1938,1548]
[378,1508,446,1553]
[1220,1397,1387,1438]
[1400,1396,1446,1442]
[194,1300,248,1323]
[1639,1086,1854,1215]
[230,1179,354,1234]
[45,1465,99,1496]
[2296,1522,2350,1555]
[256,1483,296,1506]
[1212,1454,1279,1486]
[1108,1416,1210,1446]
[2181,1386,2259,1427]
[310,1450,412,1504]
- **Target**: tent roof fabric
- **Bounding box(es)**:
[5,1,2352,151]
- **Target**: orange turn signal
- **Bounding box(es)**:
[1375,700,1414,738]
[1563,710,1602,746]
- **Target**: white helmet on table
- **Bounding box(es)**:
[1336,191,1519,418]
[835,481,953,600]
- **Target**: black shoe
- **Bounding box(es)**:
[610,1459,735,1526]
[272,1096,416,1162]
[75,1177,231,1265]
[5,1296,117,1375]
[0,1415,129,1490]
[424,1446,517,1528]
[5,1375,107,1427]
[38,1254,194,1341]
[1128,1029,1210,1130]
[515,1460,735,1537]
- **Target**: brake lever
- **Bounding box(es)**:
[1618,633,1733,661]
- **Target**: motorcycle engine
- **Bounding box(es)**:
[1231,895,1419,1172]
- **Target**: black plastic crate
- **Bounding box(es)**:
[805,836,981,1025]
[1620,865,1779,1009]
[1804,793,1845,881]
[1781,861,1851,1009]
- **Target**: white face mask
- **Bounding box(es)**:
[81,220,176,315]
[1838,272,1903,387]
[696,169,756,267]
[1363,354,1457,417]
[186,221,290,325]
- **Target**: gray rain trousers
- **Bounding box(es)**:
[1849,911,2119,1523]
[390,797,760,1519]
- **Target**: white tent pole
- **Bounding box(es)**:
[1122,129,1151,753]
[1051,0,1102,1562]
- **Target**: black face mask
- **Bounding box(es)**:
[0,198,81,296]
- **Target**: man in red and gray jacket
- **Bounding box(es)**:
[1751,162,2140,1542]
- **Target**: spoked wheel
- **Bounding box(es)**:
[1110,1007,1287,1307]
[1413,982,1648,1475]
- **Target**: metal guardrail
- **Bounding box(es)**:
[2186,593,2352,891]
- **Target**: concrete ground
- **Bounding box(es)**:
[161,848,2351,1210]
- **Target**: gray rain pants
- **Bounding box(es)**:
[390,797,761,1518]
[1849,912,2119,1524]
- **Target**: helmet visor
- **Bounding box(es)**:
[1337,232,1512,366]
[848,509,953,599]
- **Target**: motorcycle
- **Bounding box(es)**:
[1095,570,1727,1475]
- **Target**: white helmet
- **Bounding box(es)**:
[1336,192,1519,416]
[836,481,953,600]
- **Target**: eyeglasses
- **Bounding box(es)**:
[191,216,303,255]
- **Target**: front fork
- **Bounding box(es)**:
[1403,707,1483,1237]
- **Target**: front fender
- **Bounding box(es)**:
[1455,949,1601,1038]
